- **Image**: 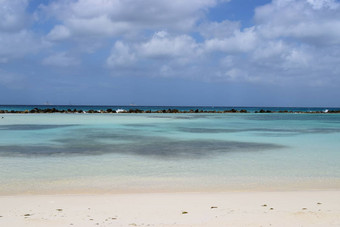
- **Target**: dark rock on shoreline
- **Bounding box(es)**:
[0,108,339,114]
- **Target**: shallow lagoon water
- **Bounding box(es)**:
[0,113,340,194]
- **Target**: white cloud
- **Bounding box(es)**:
[199,20,240,39]
[106,31,203,76]
[0,30,43,60]
[204,27,258,53]
[106,41,135,67]
[41,0,221,41]
[0,0,30,32]
[2,0,340,90]
[252,40,286,60]
[42,52,80,67]
[0,0,44,61]
[47,25,71,41]
[255,0,340,45]
[138,31,200,60]
[186,0,340,86]
[40,0,340,87]
[306,0,338,9]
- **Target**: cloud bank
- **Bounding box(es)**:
[1,0,340,105]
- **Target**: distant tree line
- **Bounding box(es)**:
[0,108,339,114]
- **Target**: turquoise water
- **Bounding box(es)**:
[0,113,340,194]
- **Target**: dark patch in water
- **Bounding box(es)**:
[305,128,340,133]
[146,114,209,120]
[56,128,152,142]
[178,127,340,135]
[123,123,155,128]
[178,127,241,133]
[252,128,340,135]
[0,133,284,159]
[243,114,340,123]
[120,140,284,158]
[0,124,79,131]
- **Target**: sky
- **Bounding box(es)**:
[1,0,340,107]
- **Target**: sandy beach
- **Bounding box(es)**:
[1,190,340,227]
[1,114,340,226]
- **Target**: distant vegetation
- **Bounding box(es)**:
[0,108,339,114]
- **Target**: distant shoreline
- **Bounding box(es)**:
[0,107,340,114]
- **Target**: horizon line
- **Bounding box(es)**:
[0,104,339,108]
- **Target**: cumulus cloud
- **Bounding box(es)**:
[0,0,44,62]
[42,52,80,67]
[106,41,135,67]
[47,25,71,41]
[255,0,340,45]
[138,31,201,60]
[41,0,221,41]
[0,30,43,61]
[204,27,258,53]
[199,20,241,39]
[179,0,339,85]
[37,0,340,86]
[2,0,340,90]
[106,31,204,77]
[0,0,30,32]
[306,0,338,9]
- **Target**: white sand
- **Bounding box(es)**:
[1,191,340,227]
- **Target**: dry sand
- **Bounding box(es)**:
[1,190,340,227]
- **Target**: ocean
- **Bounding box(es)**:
[0,106,340,194]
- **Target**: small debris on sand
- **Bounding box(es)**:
[56,209,63,212]
[182,211,188,214]
[211,206,218,209]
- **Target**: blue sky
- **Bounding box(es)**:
[1,0,340,106]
